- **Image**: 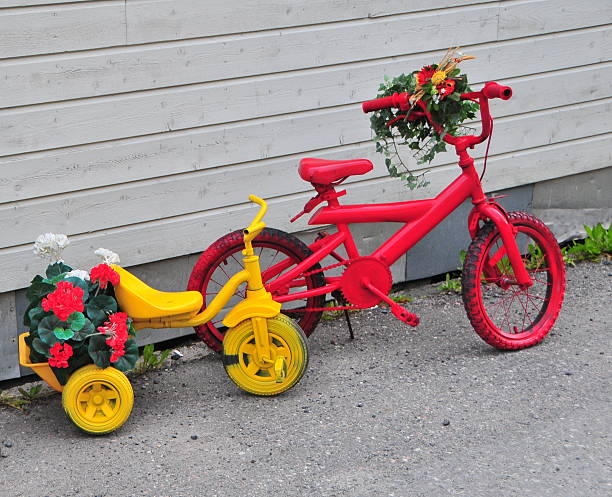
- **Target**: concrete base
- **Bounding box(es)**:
[532,167,612,242]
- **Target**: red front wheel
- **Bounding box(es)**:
[187,228,326,353]
[462,211,565,350]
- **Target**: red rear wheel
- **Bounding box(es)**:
[462,211,565,350]
[188,228,325,352]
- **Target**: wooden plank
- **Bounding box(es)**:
[0,133,609,292]
[126,0,493,44]
[2,1,608,105]
[1,59,610,164]
[0,2,126,59]
[0,4,498,105]
[498,0,612,39]
[1,98,610,248]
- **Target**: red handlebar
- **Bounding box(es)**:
[361,81,513,150]
[482,81,512,100]
[361,92,409,113]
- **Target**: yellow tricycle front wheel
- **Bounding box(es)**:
[62,364,134,435]
[222,314,308,396]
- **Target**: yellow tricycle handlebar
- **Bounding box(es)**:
[244,195,268,247]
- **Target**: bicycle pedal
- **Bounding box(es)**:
[391,305,420,327]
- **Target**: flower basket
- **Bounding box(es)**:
[22,235,139,386]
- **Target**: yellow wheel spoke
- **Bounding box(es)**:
[241,343,256,355]
[104,391,119,401]
[246,361,260,376]
[85,404,97,419]
[100,403,114,418]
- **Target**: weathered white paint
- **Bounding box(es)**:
[0,1,126,59]
[3,1,609,107]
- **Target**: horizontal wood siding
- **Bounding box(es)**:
[0,0,611,293]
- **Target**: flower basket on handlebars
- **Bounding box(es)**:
[368,47,479,188]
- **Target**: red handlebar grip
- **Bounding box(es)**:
[482,81,512,100]
[362,95,398,113]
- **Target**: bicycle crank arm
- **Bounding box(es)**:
[361,278,420,327]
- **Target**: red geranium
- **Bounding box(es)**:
[90,264,120,289]
[42,281,84,322]
[48,342,73,368]
[98,312,129,361]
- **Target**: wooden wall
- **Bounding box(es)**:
[1,0,611,296]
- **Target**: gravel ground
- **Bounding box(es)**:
[1,261,610,497]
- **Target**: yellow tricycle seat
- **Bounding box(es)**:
[111,265,203,320]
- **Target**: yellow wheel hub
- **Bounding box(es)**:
[223,314,308,396]
[62,365,133,435]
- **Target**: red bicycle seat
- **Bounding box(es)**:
[299,158,373,185]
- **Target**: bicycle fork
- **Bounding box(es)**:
[471,202,533,288]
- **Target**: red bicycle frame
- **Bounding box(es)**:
[262,82,533,304]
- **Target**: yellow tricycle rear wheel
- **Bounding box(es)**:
[62,364,134,435]
[222,314,308,396]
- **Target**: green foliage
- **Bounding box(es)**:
[0,391,31,411]
[0,384,44,411]
[18,384,43,401]
[133,344,171,374]
[438,273,462,294]
[568,223,612,261]
[438,250,466,294]
[369,68,478,189]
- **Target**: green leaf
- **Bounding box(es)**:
[53,327,74,340]
[27,306,49,331]
[25,278,56,303]
[111,339,139,372]
[67,312,86,332]
[38,316,64,346]
[86,295,117,326]
[71,318,94,341]
[31,338,50,358]
[87,334,111,369]
[45,262,72,280]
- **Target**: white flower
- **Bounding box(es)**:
[94,248,120,265]
[64,269,90,281]
[33,233,70,262]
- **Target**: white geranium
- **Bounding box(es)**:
[94,248,120,265]
[33,233,70,262]
[64,269,90,281]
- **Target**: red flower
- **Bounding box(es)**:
[42,281,84,322]
[98,312,129,362]
[49,342,73,368]
[437,79,456,100]
[110,349,126,363]
[416,65,436,87]
[90,264,120,289]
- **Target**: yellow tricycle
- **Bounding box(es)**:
[19,195,309,434]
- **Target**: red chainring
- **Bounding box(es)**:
[340,256,392,308]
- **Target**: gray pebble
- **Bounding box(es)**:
[442,419,451,426]
[191,435,198,440]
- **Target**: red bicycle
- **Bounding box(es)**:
[189,82,566,353]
